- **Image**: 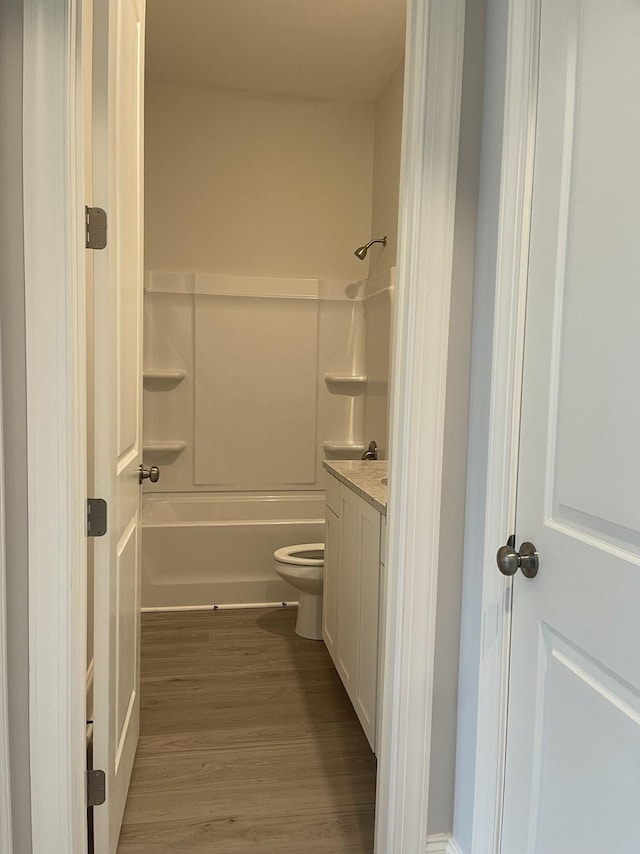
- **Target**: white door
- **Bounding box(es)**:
[501,2,640,852]
[91,0,145,851]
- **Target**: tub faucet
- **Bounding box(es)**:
[361,440,378,461]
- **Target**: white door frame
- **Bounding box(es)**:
[376,0,465,851]
[21,1,473,853]
[464,0,540,851]
[22,0,88,851]
[0,345,13,854]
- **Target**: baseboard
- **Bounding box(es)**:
[426,833,464,854]
[141,601,298,613]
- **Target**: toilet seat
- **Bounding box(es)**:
[274,543,324,566]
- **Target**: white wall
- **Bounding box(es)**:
[362,270,395,459]
[362,64,404,457]
[0,1,33,850]
[143,81,376,504]
[369,63,404,278]
[142,81,376,606]
[145,82,374,281]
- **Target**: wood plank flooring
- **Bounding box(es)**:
[116,608,376,853]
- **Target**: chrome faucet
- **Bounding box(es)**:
[361,440,378,461]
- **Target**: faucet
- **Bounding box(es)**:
[361,440,378,461]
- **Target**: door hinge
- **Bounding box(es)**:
[87,498,108,537]
[85,206,107,250]
[86,769,106,807]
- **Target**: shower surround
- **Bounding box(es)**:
[141,69,402,608]
[141,269,393,608]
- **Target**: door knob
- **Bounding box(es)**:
[139,465,160,484]
[496,541,539,578]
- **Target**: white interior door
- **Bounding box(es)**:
[502,2,640,852]
[92,0,145,851]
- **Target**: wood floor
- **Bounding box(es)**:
[116,608,377,853]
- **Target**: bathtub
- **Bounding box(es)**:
[141,492,325,609]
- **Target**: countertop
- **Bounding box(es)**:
[322,460,388,515]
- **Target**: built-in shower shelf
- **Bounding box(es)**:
[143,440,186,462]
[143,369,186,390]
[324,373,367,394]
[323,441,366,459]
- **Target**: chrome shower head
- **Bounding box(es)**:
[354,236,387,260]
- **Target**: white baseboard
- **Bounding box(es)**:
[426,834,451,853]
[426,834,464,854]
[141,601,298,613]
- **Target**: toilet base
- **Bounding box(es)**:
[295,591,323,640]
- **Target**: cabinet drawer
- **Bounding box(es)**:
[325,472,341,516]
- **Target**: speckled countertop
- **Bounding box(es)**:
[322,460,388,515]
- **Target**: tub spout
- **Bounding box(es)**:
[361,440,378,461]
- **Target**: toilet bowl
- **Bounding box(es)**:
[274,543,324,640]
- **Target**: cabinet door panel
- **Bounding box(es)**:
[355,499,381,748]
[376,516,387,755]
[337,484,359,693]
[322,505,340,663]
[325,471,341,516]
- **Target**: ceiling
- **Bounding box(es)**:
[145,0,406,102]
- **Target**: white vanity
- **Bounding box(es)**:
[322,460,387,753]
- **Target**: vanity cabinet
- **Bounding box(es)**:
[323,473,383,751]
[323,504,340,660]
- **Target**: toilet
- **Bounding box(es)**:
[273,543,324,640]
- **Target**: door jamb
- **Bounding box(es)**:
[22,0,88,851]
[0,346,12,854]
[465,0,540,851]
[23,0,469,851]
[375,0,465,850]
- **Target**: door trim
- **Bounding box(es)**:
[22,0,88,852]
[375,0,465,851]
[465,0,540,851]
[0,345,12,854]
[23,0,469,852]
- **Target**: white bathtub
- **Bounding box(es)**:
[141,492,325,609]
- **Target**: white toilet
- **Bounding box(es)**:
[273,543,324,640]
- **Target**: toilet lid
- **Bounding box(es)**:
[274,542,324,565]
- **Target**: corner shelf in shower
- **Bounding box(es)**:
[323,441,366,459]
[143,369,186,391]
[324,374,367,394]
[142,440,186,463]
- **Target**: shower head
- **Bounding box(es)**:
[354,236,387,260]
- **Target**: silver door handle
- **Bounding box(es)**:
[139,465,160,484]
[496,541,539,578]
